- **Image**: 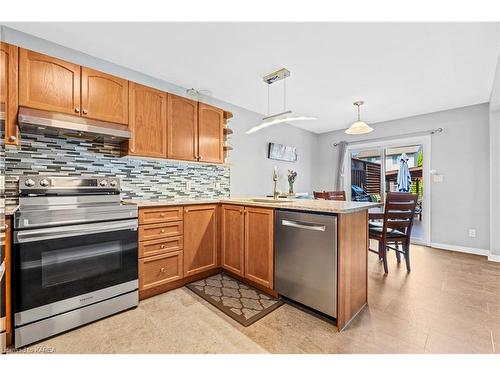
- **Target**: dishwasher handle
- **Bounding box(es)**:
[281,219,326,232]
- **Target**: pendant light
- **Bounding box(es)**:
[345,101,373,135]
[246,68,317,134]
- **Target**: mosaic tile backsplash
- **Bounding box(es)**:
[5,132,230,205]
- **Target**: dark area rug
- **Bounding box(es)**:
[186,273,283,326]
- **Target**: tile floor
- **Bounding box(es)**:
[12,245,500,354]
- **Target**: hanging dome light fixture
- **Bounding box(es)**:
[246,68,317,135]
[345,101,373,135]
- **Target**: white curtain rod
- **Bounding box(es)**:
[332,127,443,147]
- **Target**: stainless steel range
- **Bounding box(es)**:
[12,176,138,348]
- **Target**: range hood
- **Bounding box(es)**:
[18,107,131,142]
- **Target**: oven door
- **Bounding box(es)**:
[13,219,138,326]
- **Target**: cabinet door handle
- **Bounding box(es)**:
[75,107,80,113]
[8,135,17,142]
[82,109,88,115]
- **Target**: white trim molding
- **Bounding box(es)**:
[488,253,500,263]
[430,242,490,257]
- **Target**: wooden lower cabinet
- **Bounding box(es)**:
[221,205,274,289]
[183,205,218,277]
[139,236,183,258]
[139,221,183,241]
[244,206,274,289]
[221,204,245,276]
[139,251,183,291]
[138,206,183,225]
[137,204,274,299]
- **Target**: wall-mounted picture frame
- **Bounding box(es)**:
[268,142,297,162]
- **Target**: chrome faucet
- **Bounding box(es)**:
[272,167,279,200]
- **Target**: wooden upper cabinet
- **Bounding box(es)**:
[167,94,198,161]
[19,49,81,115]
[1,42,19,145]
[183,205,217,277]
[221,205,245,276]
[81,67,128,124]
[128,82,167,157]
[198,102,224,163]
[244,206,274,289]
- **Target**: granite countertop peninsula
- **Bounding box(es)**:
[123,197,380,214]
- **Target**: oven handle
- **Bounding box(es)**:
[14,219,138,244]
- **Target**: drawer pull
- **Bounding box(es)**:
[160,213,165,217]
[160,244,165,249]
[160,229,165,233]
[160,267,166,273]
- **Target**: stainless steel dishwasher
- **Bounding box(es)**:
[275,209,337,318]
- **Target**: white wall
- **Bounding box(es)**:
[1,26,317,197]
[489,52,500,258]
[225,111,315,197]
[313,104,491,251]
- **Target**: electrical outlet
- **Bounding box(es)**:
[185,181,192,191]
[468,229,476,238]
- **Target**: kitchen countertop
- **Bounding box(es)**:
[4,204,19,216]
[123,199,221,207]
[123,197,380,214]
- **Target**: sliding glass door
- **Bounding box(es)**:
[349,148,384,203]
[345,140,428,244]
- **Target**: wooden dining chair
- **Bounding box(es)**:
[313,191,329,200]
[325,190,346,201]
[368,192,418,273]
[313,190,346,201]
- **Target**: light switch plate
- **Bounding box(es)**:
[432,174,444,183]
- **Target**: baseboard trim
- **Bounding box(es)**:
[430,242,490,257]
[488,253,500,263]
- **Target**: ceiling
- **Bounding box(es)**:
[5,22,500,134]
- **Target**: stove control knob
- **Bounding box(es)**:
[109,180,117,187]
[25,179,35,187]
[39,179,50,187]
[99,180,108,187]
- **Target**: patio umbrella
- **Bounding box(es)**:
[397,153,412,192]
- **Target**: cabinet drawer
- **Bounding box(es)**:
[139,251,183,291]
[139,236,183,258]
[139,221,183,241]
[139,206,183,225]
